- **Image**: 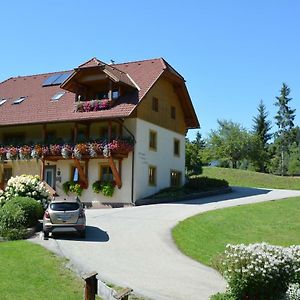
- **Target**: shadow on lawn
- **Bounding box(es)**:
[50,225,109,242]
[175,186,272,205]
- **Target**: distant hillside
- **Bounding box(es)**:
[202,167,300,190]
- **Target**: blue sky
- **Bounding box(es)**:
[1,1,300,140]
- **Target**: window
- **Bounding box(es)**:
[100,125,118,139]
[51,92,65,101]
[100,165,114,182]
[170,170,182,187]
[112,90,119,100]
[0,99,6,106]
[148,166,156,186]
[174,139,180,156]
[71,165,85,183]
[13,96,27,105]
[152,97,158,112]
[171,106,176,119]
[149,130,157,151]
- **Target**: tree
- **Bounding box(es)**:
[252,100,272,172]
[288,143,300,176]
[185,131,205,175]
[207,120,251,168]
[274,83,296,175]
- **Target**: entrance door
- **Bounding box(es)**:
[44,166,56,189]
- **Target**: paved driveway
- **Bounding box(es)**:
[31,187,300,300]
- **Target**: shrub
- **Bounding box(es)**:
[0,203,26,240]
[0,175,51,207]
[184,176,228,191]
[217,243,300,299]
[8,197,43,227]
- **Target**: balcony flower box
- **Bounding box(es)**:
[19,145,32,160]
[89,142,103,157]
[31,144,43,159]
[74,143,89,159]
[6,147,18,160]
[0,147,6,161]
[75,99,114,113]
[61,144,73,159]
[49,144,62,156]
[108,139,134,155]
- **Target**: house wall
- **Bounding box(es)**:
[136,77,187,135]
[133,118,185,200]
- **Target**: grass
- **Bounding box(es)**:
[172,197,300,266]
[202,167,300,190]
[0,240,87,300]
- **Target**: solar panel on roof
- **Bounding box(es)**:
[42,72,72,87]
[52,72,72,85]
[42,74,62,87]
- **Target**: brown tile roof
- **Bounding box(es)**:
[0,58,199,128]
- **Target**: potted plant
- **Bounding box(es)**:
[62,181,83,196]
[61,144,73,159]
[6,146,18,160]
[49,144,61,156]
[19,145,32,160]
[31,144,43,159]
[0,147,6,161]
[89,142,103,157]
[92,180,115,197]
[74,143,88,159]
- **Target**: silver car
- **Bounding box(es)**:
[43,197,86,238]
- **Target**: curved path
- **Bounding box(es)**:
[31,187,300,300]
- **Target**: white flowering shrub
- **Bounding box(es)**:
[0,175,51,208]
[286,283,300,300]
[218,243,300,299]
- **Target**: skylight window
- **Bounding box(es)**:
[51,92,65,101]
[13,96,27,105]
[0,99,7,106]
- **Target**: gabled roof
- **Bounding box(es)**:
[0,57,199,129]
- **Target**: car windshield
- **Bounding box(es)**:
[50,202,80,211]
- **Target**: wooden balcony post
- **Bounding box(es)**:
[82,272,98,300]
[108,156,122,188]
[40,159,45,181]
[73,158,88,188]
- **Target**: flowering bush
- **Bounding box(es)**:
[0,175,51,208]
[217,243,300,299]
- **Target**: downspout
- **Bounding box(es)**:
[116,119,136,205]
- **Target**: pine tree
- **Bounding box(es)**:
[252,100,272,145]
[274,83,296,175]
[252,100,272,172]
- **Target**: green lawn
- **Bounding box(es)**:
[0,241,85,300]
[202,167,300,190]
[172,197,300,266]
